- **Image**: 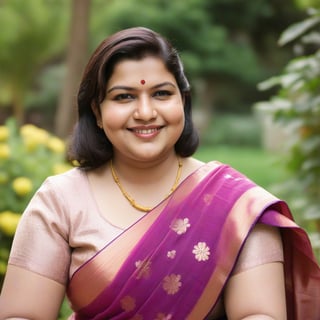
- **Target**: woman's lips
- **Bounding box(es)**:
[128,126,164,138]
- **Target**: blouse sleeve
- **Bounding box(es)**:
[8,176,71,285]
[232,217,284,275]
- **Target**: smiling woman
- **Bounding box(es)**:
[0,27,319,320]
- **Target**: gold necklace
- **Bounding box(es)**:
[110,157,183,212]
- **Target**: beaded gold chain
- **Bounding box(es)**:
[110,157,183,212]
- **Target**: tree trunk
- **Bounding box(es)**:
[12,89,24,126]
[54,0,91,138]
[193,78,215,138]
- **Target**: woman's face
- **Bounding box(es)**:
[94,55,185,163]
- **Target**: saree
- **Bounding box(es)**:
[67,162,320,319]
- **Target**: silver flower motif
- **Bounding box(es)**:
[135,259,152,279]
[192,242,210,261]
[162,274,182,295]
[155,313,172,320]
[170,218,191,235]
[167,250,176,259]
[120,295,136,311]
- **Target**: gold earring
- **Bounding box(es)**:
[97,121,102,129]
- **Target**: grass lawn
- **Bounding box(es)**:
[195,144,288,189]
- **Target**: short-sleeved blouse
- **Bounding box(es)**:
[8,168,283,285]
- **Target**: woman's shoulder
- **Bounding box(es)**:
[186,157,230,176]
[43,167,86,191]
[32,167,90,207]
[28,167,94,223]
[182,157,205,176]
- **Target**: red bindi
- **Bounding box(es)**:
[140,79,146,85]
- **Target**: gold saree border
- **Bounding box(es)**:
[187,186,278,319]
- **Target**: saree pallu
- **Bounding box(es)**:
[67,162,320,319]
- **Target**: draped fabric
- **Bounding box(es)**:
[67,162,320,320]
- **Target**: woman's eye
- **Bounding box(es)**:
[114,93,134,101]
[153,90,172,98]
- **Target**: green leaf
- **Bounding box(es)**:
[278,16,320,46]
[257,76,282,91]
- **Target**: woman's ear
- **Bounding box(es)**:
[91,103,103,129]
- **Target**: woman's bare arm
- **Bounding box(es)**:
[0,265,65,320]
[224,261,287,319]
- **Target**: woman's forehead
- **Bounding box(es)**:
[107,56,176,87]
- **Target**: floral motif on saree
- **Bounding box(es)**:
[170,217,191,234]
[193,242,211,262]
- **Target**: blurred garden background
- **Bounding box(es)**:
[0,0,319,318]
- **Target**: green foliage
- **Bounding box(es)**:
[26,64,65,113]
[0,0,303,121]
[0,118,71,285]
[295,0,320,9]
[255,9,320,258]
[201,114,262,147]
[0,0,68,75]
[90,0,264,83]
[196,145,288,189]
[59,299,72,320]
[0,0,68,118]
[278,11,320,45]
[87,0,303,116]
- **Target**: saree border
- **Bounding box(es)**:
[188,186,280,319]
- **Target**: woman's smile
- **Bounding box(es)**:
[128,125,164,139]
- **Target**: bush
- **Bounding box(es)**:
[0,118,72,286]
[255,9,320,261]
[201,113,262,147]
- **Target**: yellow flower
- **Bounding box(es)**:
[47,136,65,154]
[0,143,10,159]
[0,126,9,142]
[72,159,80,167]
[53,163,72,175]
[12,177,33,196]
[20,124,49,151]
[20,124,40,137]
[0,211,21,236]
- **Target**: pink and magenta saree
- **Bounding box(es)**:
[67,162,320,319]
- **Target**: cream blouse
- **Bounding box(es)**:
[8,168,283,285]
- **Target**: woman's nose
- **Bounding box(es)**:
[133,96,157,120]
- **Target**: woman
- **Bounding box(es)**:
[0,27,319,320]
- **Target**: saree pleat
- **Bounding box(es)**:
[67,162,320,320]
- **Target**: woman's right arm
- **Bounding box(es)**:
[0,264,66,320]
